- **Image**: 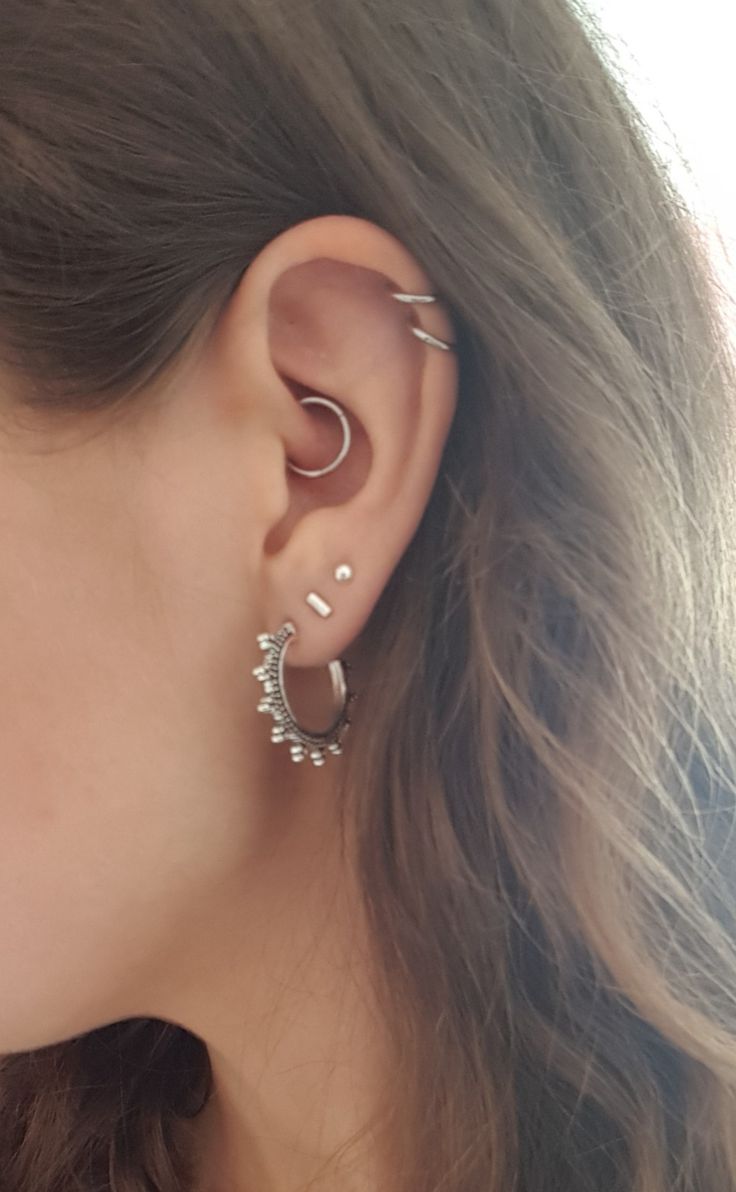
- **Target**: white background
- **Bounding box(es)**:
[586,0,735,330]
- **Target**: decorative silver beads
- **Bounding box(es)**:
[252,622,354,765]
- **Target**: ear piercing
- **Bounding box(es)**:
[287,397,351,479]
[389,291,455,351]
[252,562,356,766]
[286,291,453,481]
[305,591,333,618]
[254,288,452,767]
[304,561,354,619]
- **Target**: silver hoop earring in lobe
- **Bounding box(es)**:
[252,621,355,765]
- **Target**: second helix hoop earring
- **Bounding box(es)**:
[260,289,453,767]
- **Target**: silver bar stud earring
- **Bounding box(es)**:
[306,591,333,618]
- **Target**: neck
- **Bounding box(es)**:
[144,762,396,1192]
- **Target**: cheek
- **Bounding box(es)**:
[0,535,244,1055]
[0,636,188,1052]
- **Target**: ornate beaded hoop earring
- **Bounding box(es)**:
[252,621,356,766]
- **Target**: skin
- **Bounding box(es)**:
[0,215,457,1191]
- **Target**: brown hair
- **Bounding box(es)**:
[2,0,736,1188]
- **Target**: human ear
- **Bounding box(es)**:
[211,214,458,670]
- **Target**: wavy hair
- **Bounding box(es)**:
[1,1,736,1189]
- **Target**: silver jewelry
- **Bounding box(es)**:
[334,563,353,583]
[390,291,455,351]
[305,591,333,618]
[286,292,453,478]
[252,622,354,765]
[287,396,351,479]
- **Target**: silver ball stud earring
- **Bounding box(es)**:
[254,289,452,766]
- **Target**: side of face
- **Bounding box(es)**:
[0,365,271,1053]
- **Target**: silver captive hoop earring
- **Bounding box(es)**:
[390,291,455,352]
[287,396,351,479]
[252,621,355,766]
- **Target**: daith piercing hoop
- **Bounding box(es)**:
[287,396,351,479]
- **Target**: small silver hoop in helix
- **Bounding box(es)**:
[390,291,455,351]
